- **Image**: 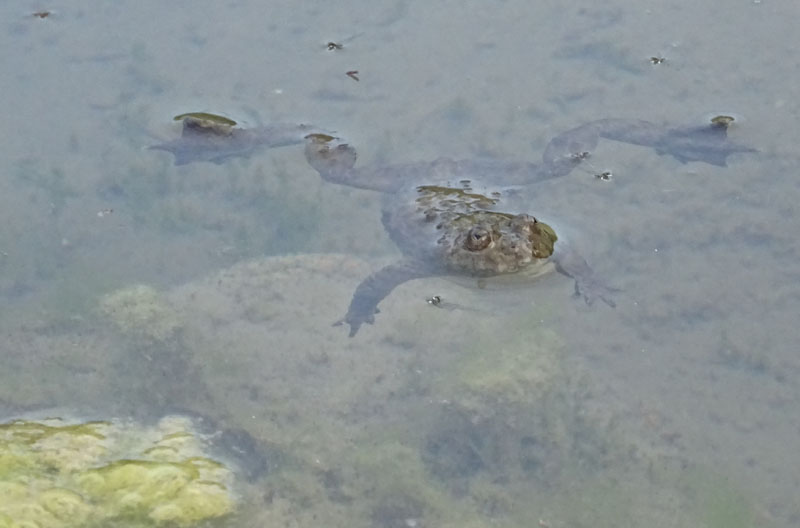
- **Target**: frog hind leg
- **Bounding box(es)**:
[305,137,358,181]
[542,118,755,173]
[148,123,253,165]
[654,121,757,166]
[337,259,430,337]
[542,122,602,177]
[590,118,756,167]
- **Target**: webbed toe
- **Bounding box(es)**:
[334,309,377,337]
[574,278,619,308]
[304,136,357,177]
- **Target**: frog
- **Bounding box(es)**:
[303,117,755,336]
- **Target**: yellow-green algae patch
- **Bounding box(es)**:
[0,415,236,527]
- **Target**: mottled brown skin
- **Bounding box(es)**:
[304,118,755,336]
[395,184,558,276]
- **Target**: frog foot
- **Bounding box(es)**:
[305,136,357,177]
[573,277,619,308]
[333,308,379,337]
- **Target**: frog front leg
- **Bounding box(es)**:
[337,259,430,337]
[551,244,617,307]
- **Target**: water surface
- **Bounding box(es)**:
[1,1,798,527]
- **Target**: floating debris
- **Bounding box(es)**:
[327,42,343,51]
[32,10,51,18]
[649,56,666,64]
[346,70,360,82]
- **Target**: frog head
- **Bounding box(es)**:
[445,213,557,275]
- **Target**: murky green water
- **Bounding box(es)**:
[1,1,797,527]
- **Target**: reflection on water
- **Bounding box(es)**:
[1,0,798,526]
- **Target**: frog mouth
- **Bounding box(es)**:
[527,219,558,259]
[509,215,558,259]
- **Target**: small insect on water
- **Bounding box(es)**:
[594,171,613,181]
[426,295,442,307]
[346,70,360,82]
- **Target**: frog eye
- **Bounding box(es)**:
[465,226,492,251]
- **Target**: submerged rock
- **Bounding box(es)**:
[100,284,182,343]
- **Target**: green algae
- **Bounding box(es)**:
[680,469,758,528]
[255,440,471,528]
[350,442,453,520]
[0,415,236,528]
[453,322,563,404]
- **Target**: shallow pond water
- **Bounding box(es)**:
[1,1,798,527]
